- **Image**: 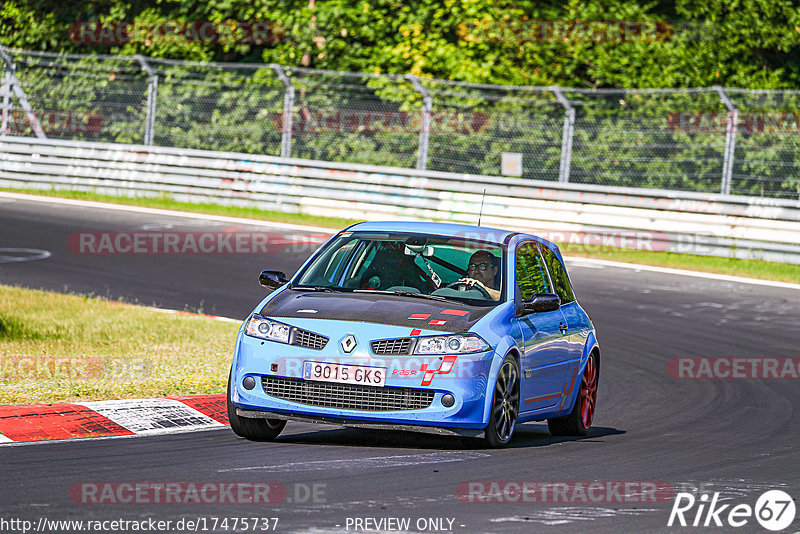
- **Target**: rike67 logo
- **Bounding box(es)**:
[668,489,796,531]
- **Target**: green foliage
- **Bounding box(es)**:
[3,1,800,198]
[3,0,800,89]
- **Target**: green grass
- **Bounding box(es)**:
[0,284,240,405]
[3,187,799,284]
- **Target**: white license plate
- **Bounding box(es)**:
[302,361,386,387]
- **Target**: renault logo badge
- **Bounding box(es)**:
[341,334,357,353]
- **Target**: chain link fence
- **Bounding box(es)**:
[2,46,799,200]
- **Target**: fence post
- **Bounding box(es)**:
[271,65,294,159]
[135,55,157,146]
[0,46,47,139]
[1,68,10,134]
[551,86,575,183]
[714,86,737,196]
[406,74,432,171]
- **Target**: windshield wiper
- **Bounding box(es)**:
[353,289,448,302]
[290,285,348,292]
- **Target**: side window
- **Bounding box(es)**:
[320,239,358,283]
[343,241,378,281]
[539,244,576,304]
[515,242,549,300]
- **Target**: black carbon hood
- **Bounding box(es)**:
[259,290,495,333]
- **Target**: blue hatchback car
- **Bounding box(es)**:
[228,221,600,447]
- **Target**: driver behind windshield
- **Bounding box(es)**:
[460,250,501,301]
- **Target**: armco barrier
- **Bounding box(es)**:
[1,136,799,264]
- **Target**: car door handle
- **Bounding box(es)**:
[559,323,568,334]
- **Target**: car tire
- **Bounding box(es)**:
[483,354,520,448]
[548,351,599,436]
[227,373,286,441]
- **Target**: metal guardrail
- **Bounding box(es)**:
[1,136,799,264]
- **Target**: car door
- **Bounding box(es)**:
[539,244,585,362]
[513,241,571,411]
[538,244,586,407]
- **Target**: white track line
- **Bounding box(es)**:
[0,191,334,233]
[141,306,241,323]
[220,452,490,472]
[3,190,797,290]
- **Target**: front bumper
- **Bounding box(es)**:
[236,409,485,438]
[231,324,495,431]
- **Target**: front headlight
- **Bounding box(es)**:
[244,314,291,344]
[414,333,490,355]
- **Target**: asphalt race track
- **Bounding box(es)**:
[1,194,799,533]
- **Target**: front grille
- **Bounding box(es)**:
[371,338,413,355]
[291,328,328,350]
[262,376,434,411]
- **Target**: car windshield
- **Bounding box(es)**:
[294,232,505,305]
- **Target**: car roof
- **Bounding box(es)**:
[345,221,556,249]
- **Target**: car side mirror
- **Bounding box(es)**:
[520,293,561,314]
[259,270,288,290]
